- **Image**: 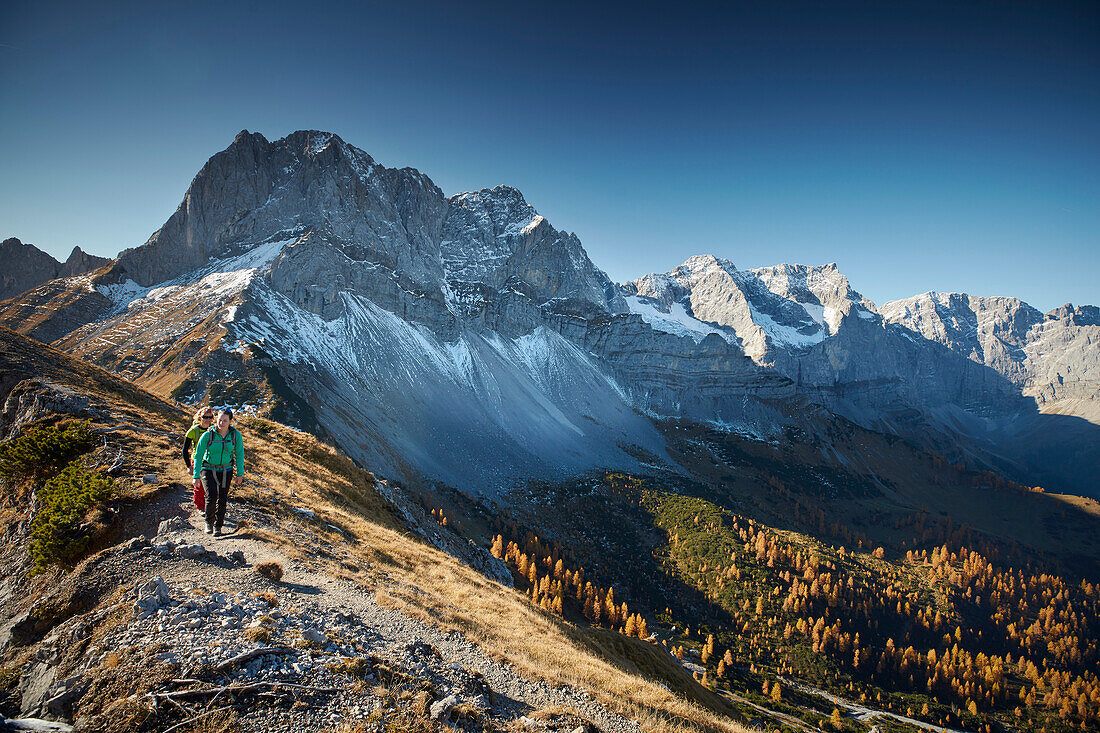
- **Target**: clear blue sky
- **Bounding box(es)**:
[2,0,1097,311]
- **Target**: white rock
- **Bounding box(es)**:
[429,694,459,722]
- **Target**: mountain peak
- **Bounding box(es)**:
[450,185,528,207]
[673,254,737,279]
[230,129,269,149]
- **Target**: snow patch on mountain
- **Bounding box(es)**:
[98,238,292,314]
[520,215,545,235]
[749,306,826,349]
[626,256,882,360]
[231,282,663,492]
[624,295,734,343]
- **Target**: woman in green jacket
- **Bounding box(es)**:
[192,408,244,535]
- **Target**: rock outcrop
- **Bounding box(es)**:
[0,239,108,302]
[881,293,1100,408]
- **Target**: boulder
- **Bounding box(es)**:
[18,661,56,718]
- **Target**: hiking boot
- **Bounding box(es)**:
[214,526,222,537]
[205,522,213,534]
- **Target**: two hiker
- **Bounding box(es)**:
[182,406,244,536]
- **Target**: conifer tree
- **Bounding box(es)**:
[624,614,638,637]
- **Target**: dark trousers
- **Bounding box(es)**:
[201,468,233,527]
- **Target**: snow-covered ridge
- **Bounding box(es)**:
[97,238,295,315]
[624,254,878,359]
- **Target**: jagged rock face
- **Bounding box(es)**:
[881,293,1100,408]
[880,293,1042,386]
[623,257,1055,416]
[58,246,109,278]
[624,255,878,362]
[566,312,796,434]
[111,130,624,340]
[442,186,626,327]
[0,238,108,301]
[113,130,449,291]
[1,238,61,302]
[624,257,1099,494]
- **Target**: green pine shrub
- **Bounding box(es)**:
[242,416,275,438]
[0,420,96,485]
[29,460,115,572]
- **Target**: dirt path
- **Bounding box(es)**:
[717,689,820,732]
[779,677,968,733]
[91,488,642,733]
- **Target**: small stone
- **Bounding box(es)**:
[176,544,209,559]
[156,516,187,536]
[230,550,246,564]
[136,576,171,606]
[125,535,149,551]
[429,694,458,722]
[143,473,158,484]
[301,628,325,645]
[152,541,175,556]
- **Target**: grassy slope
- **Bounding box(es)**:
[0,327,749,733]
[659,419,1100,575]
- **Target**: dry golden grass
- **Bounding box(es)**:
[0,328,751,733]
[254,561,284,581]
[202,419,750,732]
[226,441,752,732]
[241,625,272,644]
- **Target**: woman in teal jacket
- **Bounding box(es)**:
[192,408,245,535]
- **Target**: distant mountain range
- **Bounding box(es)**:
[2,130,1096,495]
